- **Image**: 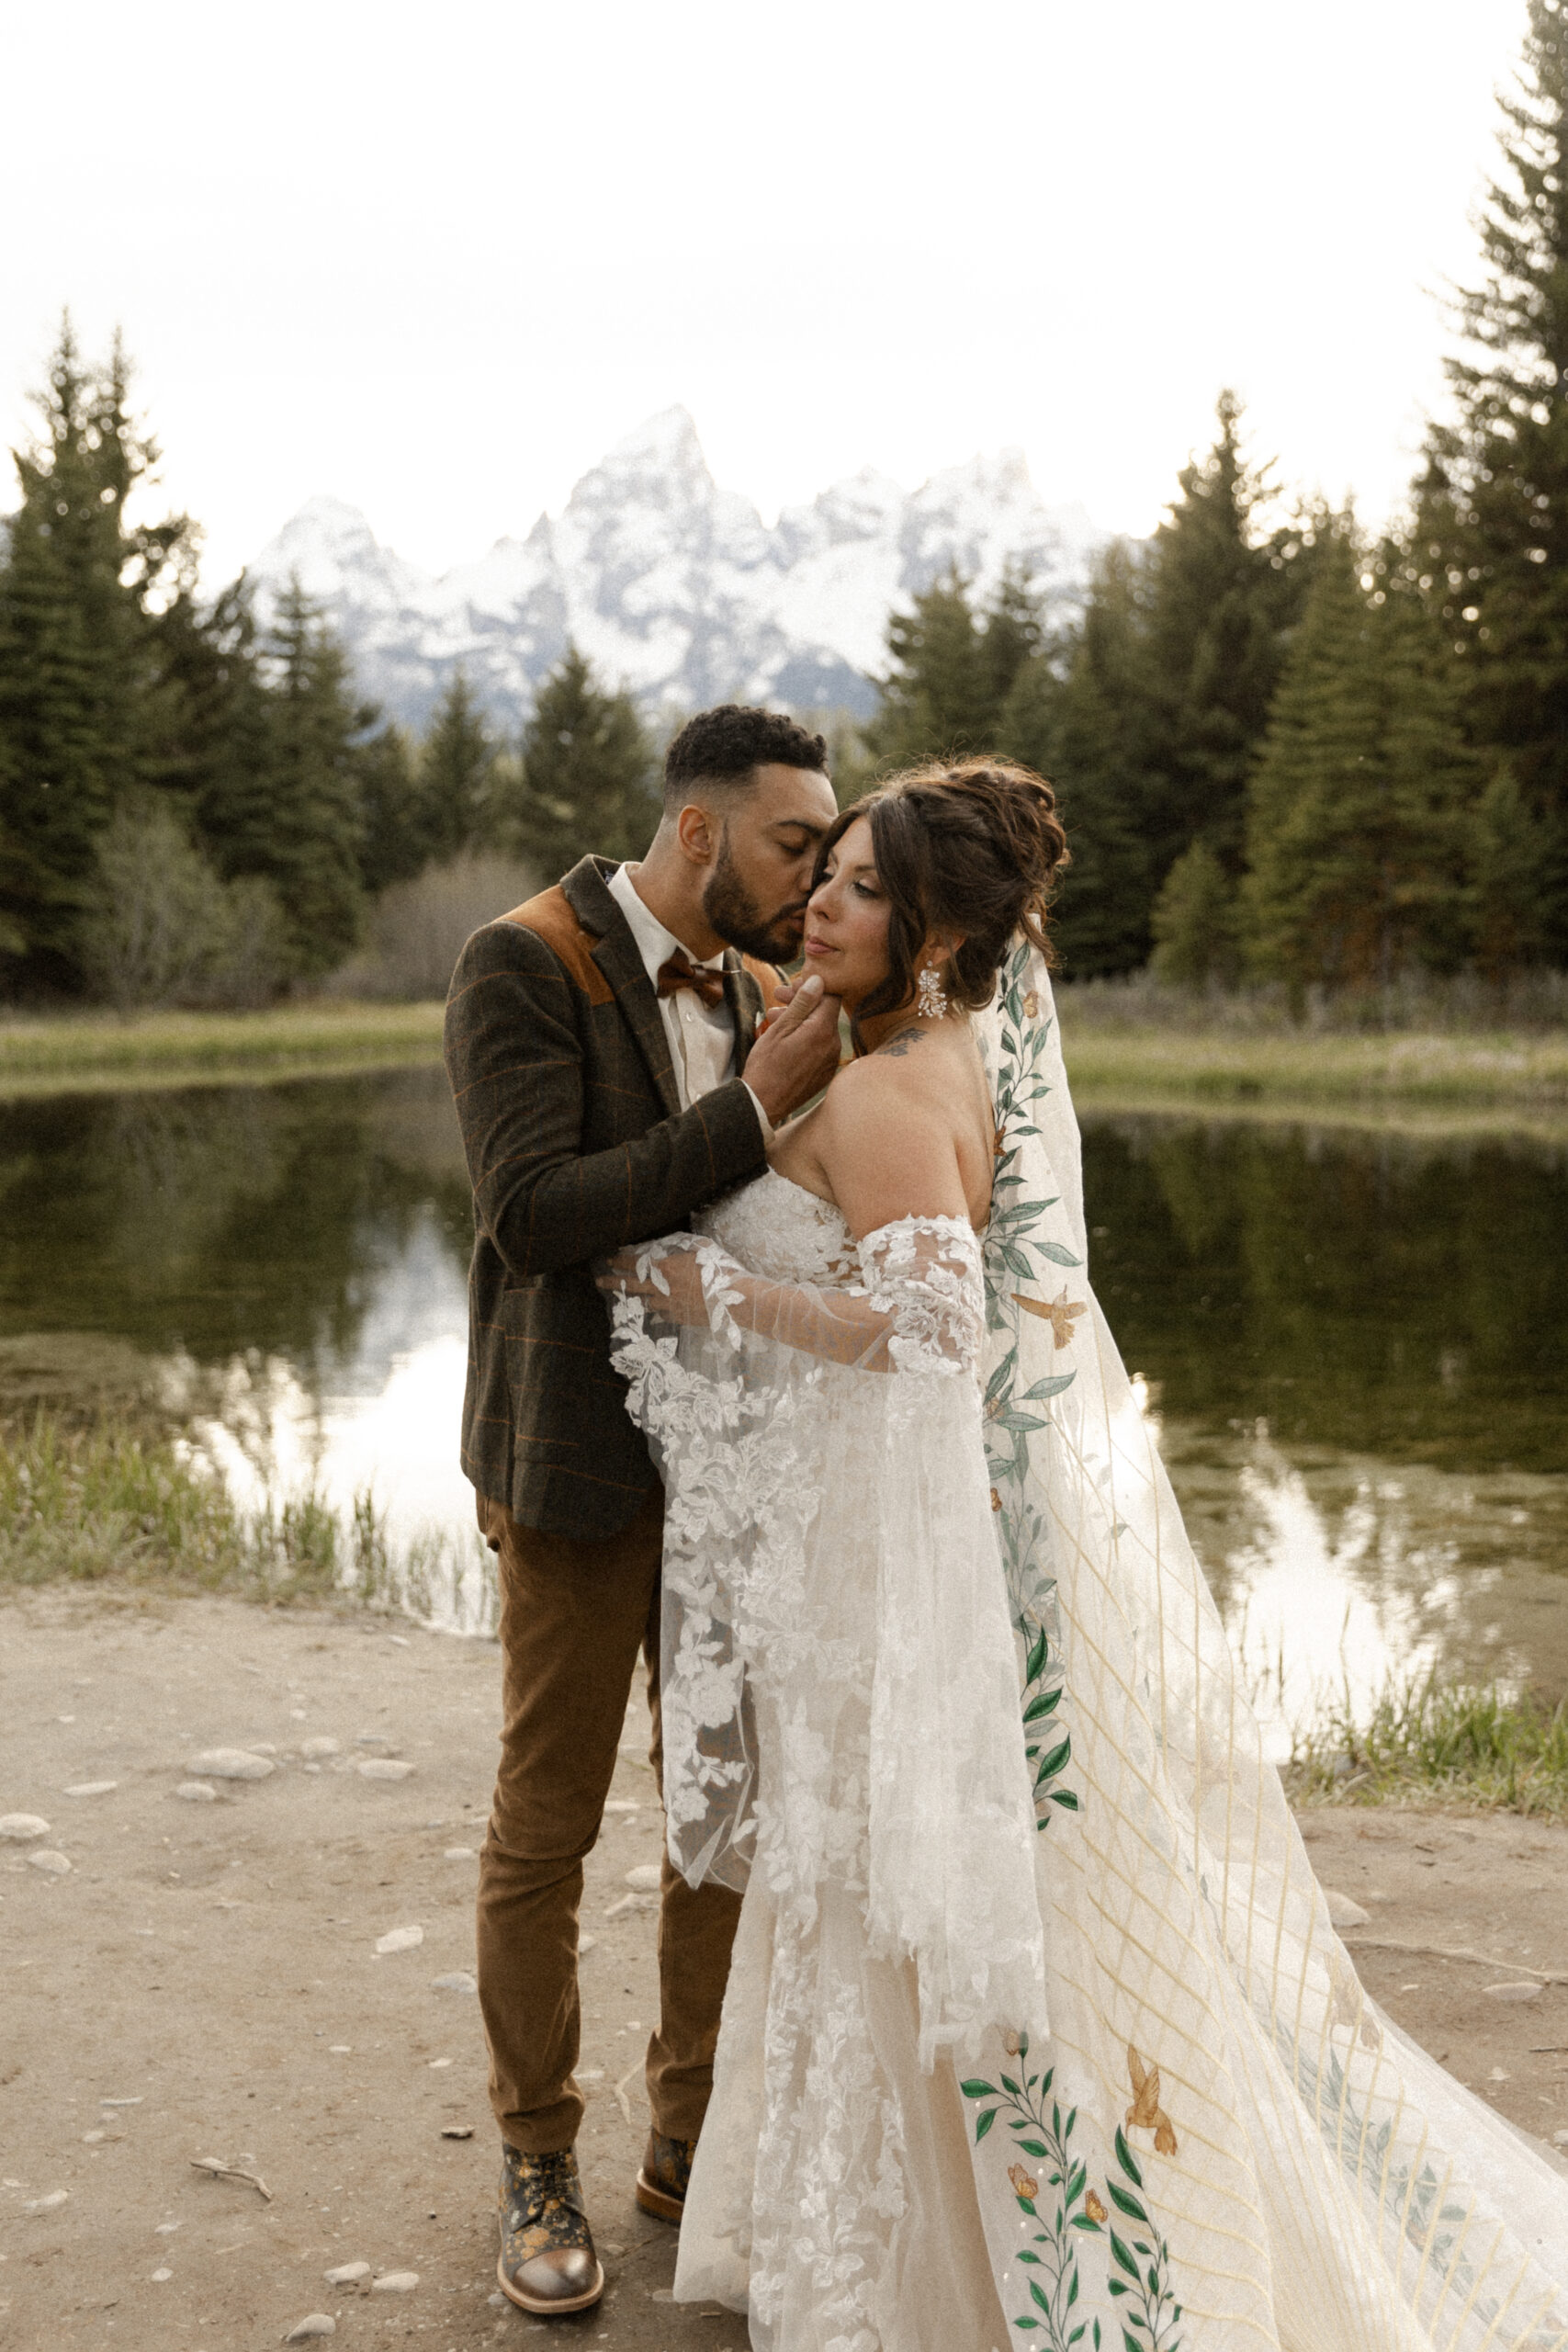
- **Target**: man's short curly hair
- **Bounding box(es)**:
[663,704,829,811]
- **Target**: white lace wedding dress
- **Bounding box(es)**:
[607,946,1568,2352]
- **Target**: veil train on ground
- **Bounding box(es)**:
[608,938,1568,2352]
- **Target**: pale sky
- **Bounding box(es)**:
[0,0,1531,587]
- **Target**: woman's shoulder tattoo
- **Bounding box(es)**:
[875,1024,928,1059]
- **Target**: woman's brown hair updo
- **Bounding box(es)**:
[813,756,1070,1028]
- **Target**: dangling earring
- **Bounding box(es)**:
[916,962,949,1021]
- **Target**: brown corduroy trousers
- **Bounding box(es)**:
[475,1489,742,2155]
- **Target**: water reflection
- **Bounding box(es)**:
[0,1071,493,1628]
[1082,1114,1568,1744]
[0,1080,1563,1710]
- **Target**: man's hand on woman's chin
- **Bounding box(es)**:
[744,974,842,1125]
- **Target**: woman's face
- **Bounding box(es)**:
[803,817,894,1011]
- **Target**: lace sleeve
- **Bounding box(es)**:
[604,1216,982,1376]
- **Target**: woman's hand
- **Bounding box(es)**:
[596,1244,711,1327]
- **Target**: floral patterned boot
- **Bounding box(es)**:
[495,2144,604,2315]
[635,2128,696,2223]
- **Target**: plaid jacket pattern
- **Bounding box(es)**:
[444,854,782,1540]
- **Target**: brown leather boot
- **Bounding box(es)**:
[496,2144,604,2316]
[635,2127,697,2223]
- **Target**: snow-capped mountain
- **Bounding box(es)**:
[243,408,1104,730]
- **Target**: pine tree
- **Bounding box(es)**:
[1242,530,1474,992]
[1010,399,1322,976]
[415,671,496,862]
[1141,390,1321,876]
[0,319,194,983]
[1001,540,1161,975]
[863,566,1043,768]
[1468,763,1554,977]
[155,576,266,835]
[355,722,427,893]
[1415,0,1568,959]
[508,645,660,874]
[199,580,368,977]
[1149,842,1241,987]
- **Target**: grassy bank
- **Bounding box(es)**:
[2,1413,349,1603]
[7,1419,1562,1815]
[1287,1676,1568,1818]
[0,999,446,1095]
[6,994,1568,1121]
[0,1413,482,1623]
[1062,1025,1568,1118]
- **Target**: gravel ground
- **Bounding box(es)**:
[3,1589,1564,2352]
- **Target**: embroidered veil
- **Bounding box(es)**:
[604,943,1568,2352]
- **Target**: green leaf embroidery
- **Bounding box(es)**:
[1109,2231,1140,2281]
[1038,1240,1084,1267]
[1114,2128,1144,2189]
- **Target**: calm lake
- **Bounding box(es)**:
[3,1069,1564,1748]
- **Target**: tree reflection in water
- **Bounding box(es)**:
[0,1080,1563,1679]
[1083,1115,1568,1738]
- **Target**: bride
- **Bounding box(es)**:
[601,759,1568,2352]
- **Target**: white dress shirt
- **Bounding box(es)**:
[606,863,773,1140]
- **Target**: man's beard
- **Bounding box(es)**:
[702,831,807,963]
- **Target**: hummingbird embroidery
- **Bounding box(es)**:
[1126,2044,1179,2157]
[1013,1287,1088,1350]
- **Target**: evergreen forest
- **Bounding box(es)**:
[3,0,1566,1009]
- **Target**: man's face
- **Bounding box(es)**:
[700,762,839,962]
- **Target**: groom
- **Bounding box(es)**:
[444,704,841,2317]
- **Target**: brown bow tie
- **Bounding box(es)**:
[657,952,727,1010]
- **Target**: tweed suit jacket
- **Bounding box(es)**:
[444,854,783,1541]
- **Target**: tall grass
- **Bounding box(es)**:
[1287,1673,1568,1817]
[0,999,446,1092]
[0,1414,495,1629]
[1059,1023,1568,1115]
[1055,966,1568,1035]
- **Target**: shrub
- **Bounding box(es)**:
[75,801,295,1012]
[324,852,538,1001]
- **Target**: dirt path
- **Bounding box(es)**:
[3,1591,1565,2352]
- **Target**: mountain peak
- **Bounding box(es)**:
[605,406,705,468]
[243,415,1104,729]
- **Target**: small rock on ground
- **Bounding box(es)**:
[1323,1888,1371,1929]
[193,1749,274,1781]
[323,2259,370,2284]
[0,1813,50,1840]
[374,1924,423,1954]
[175,1781,218,1802]
[64,1781,118,1798]
[357,1758,415,1781]
[28,1849,72,1875]
[283,2318,336,2343]
[624,1863,662,1893]
[370,2270,419,2291]
[299,1736,340,1758]
[1483,1981,1543,2002]
[430,1971,476,1993]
